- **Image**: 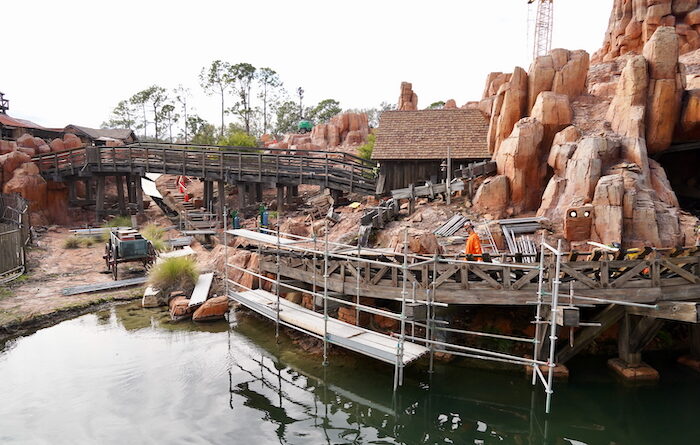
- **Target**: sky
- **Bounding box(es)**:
[3,0,614,131]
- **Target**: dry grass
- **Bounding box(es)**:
[148,256,198,294]
[62,237,81,249]
[141,224,169,252]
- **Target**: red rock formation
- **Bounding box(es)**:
[398,82,418,110]
[606,55,648,138]
[49,138,65,152]
[192,296,229,321]
[169,296,194,321]
[63,133,83,150]
[530,92,573,149]
[473,175,509,218]
[0,150,31,189]
[594,0,700,62]
[3,162,48,212]
[487,67,529,154]
[444,99,457,109]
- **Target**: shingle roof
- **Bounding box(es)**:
[65,125,137,141]
[371,109,490,161]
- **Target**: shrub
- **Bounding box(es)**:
[105,216,132,228]
[141,224,170,252]
[148,256,198,294]
[357,133,375,161]
[80,237,95,248]
[62,237,81,249]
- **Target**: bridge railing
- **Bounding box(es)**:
[32,143,376,193]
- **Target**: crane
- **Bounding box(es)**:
[528,0,554,60]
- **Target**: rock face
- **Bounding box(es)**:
[169,296,194,321]
[530,92,573,148]
[3,162,47,211]
[0,150,31,188]
[495,118,545,212]
[528,49,590,111]
[473,175,510,218]
[487,67,529,154]
[310,112,369,149]
[595,0,700,62]
[606,55,649,138]
[643,26,685,153]
[193,296,229,321]
[398,82,418,110]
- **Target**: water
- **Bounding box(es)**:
[0,303,698,445]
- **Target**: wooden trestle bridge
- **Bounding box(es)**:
[31,142,376,219]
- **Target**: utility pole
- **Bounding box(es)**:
[297,87,304,120]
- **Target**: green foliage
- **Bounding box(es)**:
[200,60,234,137]
[62,237,81,249]
[141,224,169,252]
[102,100,137,129]
[427,101,445,110]
[229,62,257,134]
[106,216,132,228]
[148,256,199,293]
[274,100,304,134]
[357,133,376,161]
[308,99,341,124]
[80,237,95,248]
[219,130,257,147]
[256,67,283,134]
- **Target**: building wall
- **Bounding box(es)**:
[378,158,485,193]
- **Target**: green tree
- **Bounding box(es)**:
[174,85,191,143]
[187,115,218,145]
[147,86,168,140]
[256,67,282,135]
[274,100,304,134]
[130,89,152,138]
[200,60,233,138]
[427,101,445,110]
[228,62,257,134]
[308,99,341,124]
[160,104,179,143]
[102,100,137,129]
[219,128,257,147]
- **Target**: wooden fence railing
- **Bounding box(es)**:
[0,193,29,282]
[32,143,376,194]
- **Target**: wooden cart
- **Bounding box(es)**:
[104,229,156,280]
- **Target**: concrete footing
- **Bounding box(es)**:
[677,355,700,373]
[524,363,570,381]
[607,358,659,381]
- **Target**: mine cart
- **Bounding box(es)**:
[104,229,156,280]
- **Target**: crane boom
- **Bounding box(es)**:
[531,0,554,59]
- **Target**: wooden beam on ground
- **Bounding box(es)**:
[188,272,214,307]
[62,276,147,296]
[627,302,700,323]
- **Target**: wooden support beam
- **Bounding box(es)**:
[557,304,625,364]
[68,180,77,202]
[217,180,225,220]
[627,302,700,323]
[135,176,144,215]
[691,325,700,360]
[127,175,136,207]
[618,313,664,366]
[237,183,246,209]
[276,184,284,214]
[116,175,126,216]
[95,175,105,223]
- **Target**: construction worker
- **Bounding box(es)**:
[464,222,483,259]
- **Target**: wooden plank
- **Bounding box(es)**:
[627,302,700,323]
[559,262,600,289]
[62,276,147,296]
[188,272,214,307]
[661,258,700,284]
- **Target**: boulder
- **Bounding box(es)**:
[2,162,47,211]
[408,233,442,255]
[17,147,36,157]
[0,140,16,155]
[528,55,556,111]
[643,27,684,154]
[495,117,545,212]
[192,296,229,321]
[444,99,457,109]
[228,250,252,288]
[591,174,625,245]
[0,150,31,188]
[551,50,590,100]
[397,81,418,111]
[280,219,308,237]
[372,314,399,332]
[63,133,83,150]
[680,88,700,133]
[142,286,167,308]
[169,296,194,321]
[473,175,509,218]
[606,55,648,138]
[488,66,528,154]
[49,138,65,152]
[239,253,260,290]
[337,306,370,327]
[16,134,40,149]
[482,72,510,99]
[530,92,573,148]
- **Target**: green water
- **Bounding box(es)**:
[0,303,698,444]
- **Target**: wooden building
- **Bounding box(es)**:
[0,114,64,141]
[371,109,490,193]
[64,125,138,146]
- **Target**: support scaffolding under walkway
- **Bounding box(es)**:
[224,222,567,413]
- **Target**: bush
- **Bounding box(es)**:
[148,256,198,294]
[357,133,375,161]
[62,237,81,249]
[141,224,169,252]
[105,216,132,228]
[80,237,95,248]
[219,130,257,148]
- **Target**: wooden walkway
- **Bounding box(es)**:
[229,288,429,365]
[32,142,376,195]
[256,250,700,306]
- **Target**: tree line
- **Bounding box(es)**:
[103,60,394,145]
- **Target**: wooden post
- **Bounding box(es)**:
[116,175,127,216]
[691,325,700,360]
[95,175,105,223]
[618,313,642,366]
[68,180,77,203]
[237,183,246,209]
[84,179,93,200]
[135,176,144,215]
[127,175,136,207]
[255,183,263,202]
[276,184,284,214]
[217,180,225,220]
[285,185,294,206]
[203,180,210,212]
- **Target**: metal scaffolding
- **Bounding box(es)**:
[224,222,568,413]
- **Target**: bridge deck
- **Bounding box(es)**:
[32,142,376,194]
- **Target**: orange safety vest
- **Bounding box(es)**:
[465,232,483,258]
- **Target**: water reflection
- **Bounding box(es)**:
[0,303,698,445]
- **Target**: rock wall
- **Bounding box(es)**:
[397,81,418,111]
[267,111,369,151]
[594,0,700,63]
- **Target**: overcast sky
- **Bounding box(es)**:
[3,0,613,130]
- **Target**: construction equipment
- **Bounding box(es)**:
[528,0,554,60]
[297,119,313,133]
